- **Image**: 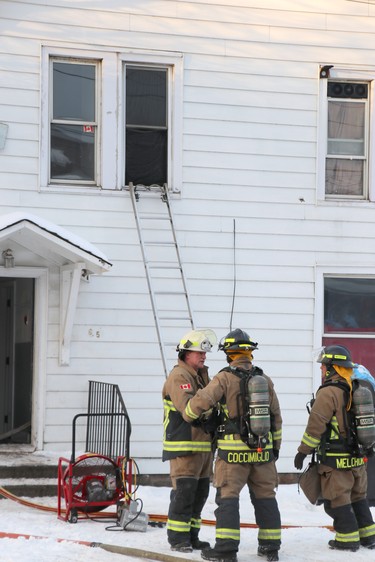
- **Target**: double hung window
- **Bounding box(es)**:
[325,81,369,199]
[50,59,98,185]
[318,68,375,201]
[41,48,182,191]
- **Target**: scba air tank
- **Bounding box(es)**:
[352,384,375,450]
[247,375,271,437]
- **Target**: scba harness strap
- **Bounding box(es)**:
[318,379,374,467]
[219,365,272,450]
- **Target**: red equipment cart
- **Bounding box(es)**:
[58,409,133,523]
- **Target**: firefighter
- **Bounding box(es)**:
[294,344,375,551]
[352,365,375,506]
[162,328,218,553]
[183,329,282,562]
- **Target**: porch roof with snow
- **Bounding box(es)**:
[0,212,112,274]
[0,212,112,365]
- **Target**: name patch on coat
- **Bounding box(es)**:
[180,383,191,390]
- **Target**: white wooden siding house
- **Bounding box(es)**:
[1,0,375,477]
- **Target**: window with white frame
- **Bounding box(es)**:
[315,267,375,379]
[324,80,369,199]
[322,275,375,373]
[41,47,183,191]
[49,58,99,185]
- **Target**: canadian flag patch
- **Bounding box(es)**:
[180,383,191,390]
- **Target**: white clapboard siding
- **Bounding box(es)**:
[2,0,375,476]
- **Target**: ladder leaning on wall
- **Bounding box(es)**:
[129,183,194,378]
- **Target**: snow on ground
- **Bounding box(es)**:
[1,483,375,562]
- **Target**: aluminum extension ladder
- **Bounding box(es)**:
[129,183,194,378]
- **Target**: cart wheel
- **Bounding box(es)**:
[69,508,78,524]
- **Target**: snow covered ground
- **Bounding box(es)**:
[1,481,375,562]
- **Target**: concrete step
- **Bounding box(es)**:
[0,463,57,479]
[0,452,171,498]
[0,478,57,498]
[0,451,60,498]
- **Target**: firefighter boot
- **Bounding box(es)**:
[190,529,210,550]
[360,536,375,549]
[201,547,237,562]
[170,543,193,553]
[328,540,359,552]
[257,545,279,561]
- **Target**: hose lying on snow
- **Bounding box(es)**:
[0,485,333,530]
[0,531,193,562]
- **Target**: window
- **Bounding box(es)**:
[322,276,375,373]
[41,47,183,191]
[325,81,369,199]
[125,66,168,187]
[324,277,375,333]
[50,59,99,185]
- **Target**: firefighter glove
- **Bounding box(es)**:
[294,452,306,470]
[273,449,279,461]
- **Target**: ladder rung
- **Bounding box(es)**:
[148,264,181,270]
[144,240,175,246]
[155,290,187,295]
[139,214,169,220]
[159,315,192,321]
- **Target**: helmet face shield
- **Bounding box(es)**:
[313,344,354,368]
[177,329,217,353]
[312,346,325,363]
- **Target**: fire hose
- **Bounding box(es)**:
[0,485,333,530]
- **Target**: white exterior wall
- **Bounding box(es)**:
[1,0,375,474]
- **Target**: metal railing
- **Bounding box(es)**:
[75,380,132,461]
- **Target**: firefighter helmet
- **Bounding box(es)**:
[218,329,258,353]
[177,329,217,353]
[315,345,354,368]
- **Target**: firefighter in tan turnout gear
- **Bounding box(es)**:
[162,329,218,553]
[183,329,282,562]
[294,345,375,552]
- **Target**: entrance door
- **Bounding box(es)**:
[0,278,34,444]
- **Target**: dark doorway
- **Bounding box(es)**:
[0,278,34,444]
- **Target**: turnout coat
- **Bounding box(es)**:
[162,358,212,460]
[183,356,282,464]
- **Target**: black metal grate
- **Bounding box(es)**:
[69,381,132,462]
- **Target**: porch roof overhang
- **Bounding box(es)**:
[0,212,112,274]
[0,212,112,366]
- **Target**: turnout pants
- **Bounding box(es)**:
[167,452,212,547]
[212,457,281,554]
[367,455,375,507]
[320,463,375,547]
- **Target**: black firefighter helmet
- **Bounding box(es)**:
[218,329,258,353]
[316,344,354,368]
